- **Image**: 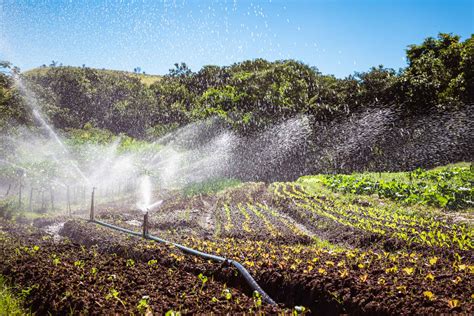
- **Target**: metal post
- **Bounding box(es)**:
[143,211,149,238]
[90,187,96,221]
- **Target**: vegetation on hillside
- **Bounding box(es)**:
[1,33,472,138]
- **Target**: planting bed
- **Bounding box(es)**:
[87,180,474,314]
[0,219,282,314]
[1,166,473,315]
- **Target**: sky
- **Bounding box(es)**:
[0,0,472,78]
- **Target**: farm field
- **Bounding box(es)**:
[1,1,472,314]
[1,164,472,314]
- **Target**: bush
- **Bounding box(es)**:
[0,199,16,220]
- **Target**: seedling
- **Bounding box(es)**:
[74,260,85,269]
[293,306,308,315]
[222,288,232,300]
[137,295,150,314]
[423,291,436,301]
[253,290,262,309]
[105,288,126,307]
[198,273,208,292]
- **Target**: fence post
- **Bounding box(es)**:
[90,187,96,222]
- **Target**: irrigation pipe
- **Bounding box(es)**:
[91,219,277,305]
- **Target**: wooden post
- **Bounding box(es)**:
[90,187,96,221]
[143,211,149,238]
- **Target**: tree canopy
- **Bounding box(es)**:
[0,33,472,137]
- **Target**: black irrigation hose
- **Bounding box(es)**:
[92,219,277,305]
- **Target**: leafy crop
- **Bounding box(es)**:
[322,166,473,209]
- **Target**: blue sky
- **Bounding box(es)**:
[0,0,472,78]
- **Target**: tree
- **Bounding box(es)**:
[354,65,398,106]
[168,62,192,78]
[0,61,30,129]
[399,33,469,112]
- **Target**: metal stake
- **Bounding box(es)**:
[143,211,149,238]
[90,187,96,221]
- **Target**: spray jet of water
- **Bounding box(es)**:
[147,199,163,211]
[136,174,163,213]
[12,75,91,187]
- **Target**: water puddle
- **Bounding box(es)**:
[125,219,142,227]
[44,222,65,241]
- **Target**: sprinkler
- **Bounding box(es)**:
[141,200,163,238]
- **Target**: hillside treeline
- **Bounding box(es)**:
[1,33,472,139]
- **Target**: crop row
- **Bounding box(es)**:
[322,166,473,209]
[182,235,474,314]
[211,184,311,244]
[271,182,474,251]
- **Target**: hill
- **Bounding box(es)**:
[25,66,162,86]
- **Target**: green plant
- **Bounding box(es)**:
[51,254,60,266]
[222,288,232,300]
[198,273,208,292]
[73,260,85,269]
[136,295,150,314]
[253,290,262,309]
[182,178,241,197]
[105,288,125,307]
[126,258,135,267]
[20,284,39,299]
[0,275,29,316]
[0,199,16,220]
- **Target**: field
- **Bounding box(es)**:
[0,164,472,314]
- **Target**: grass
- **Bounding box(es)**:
[0,275,29,316]
[182,178,242,197]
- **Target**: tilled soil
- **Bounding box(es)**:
[0,219,282,315]
[5,180,472,315]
